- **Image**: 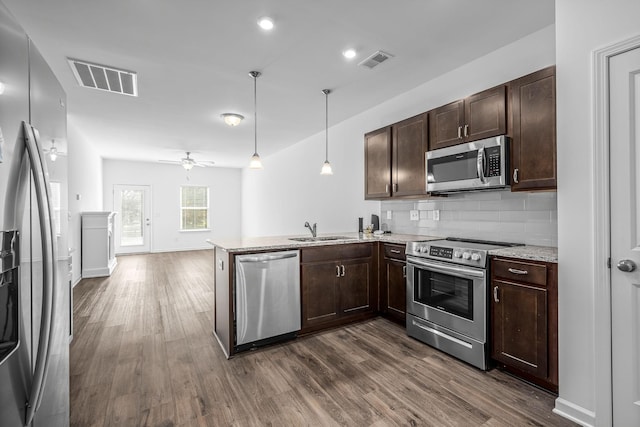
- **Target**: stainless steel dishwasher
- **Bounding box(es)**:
[234,250,301,350]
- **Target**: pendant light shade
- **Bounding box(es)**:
[320,89,333,175]
[249,71,263,169]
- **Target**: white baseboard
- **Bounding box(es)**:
[554,397,597,427]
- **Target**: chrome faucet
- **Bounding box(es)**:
[304,221,317,238]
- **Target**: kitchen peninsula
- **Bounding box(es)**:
[208,232,440,357]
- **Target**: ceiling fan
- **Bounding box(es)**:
[42,139,65,161]
[159,152,215,170]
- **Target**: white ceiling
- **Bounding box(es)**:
[4,0,554,168]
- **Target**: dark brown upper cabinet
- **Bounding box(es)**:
[429,85,507,151]
[509,66,557,191]
[364,126,392,199]
[365,113,428,199]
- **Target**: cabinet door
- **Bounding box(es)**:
[428,100,464,150]
[364,127,392,199]
[465,85,506,142]
[492,280,548,378]
[339,259,372,316]
[383,258,406,324]
[392,113,428,197]
[510,66,556,191]
[301,262,339,328]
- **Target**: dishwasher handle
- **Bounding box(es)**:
[238,253,299,263]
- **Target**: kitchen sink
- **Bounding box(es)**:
[288,236,354,242]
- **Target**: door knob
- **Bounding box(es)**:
[617,259,637,272]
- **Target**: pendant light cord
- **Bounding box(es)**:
[249,71,261,156]
[323,89,331,161]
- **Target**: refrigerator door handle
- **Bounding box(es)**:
[22,123,57,425]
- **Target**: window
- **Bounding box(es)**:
[180,186,209,230]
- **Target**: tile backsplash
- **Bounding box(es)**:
[381,190,557,247]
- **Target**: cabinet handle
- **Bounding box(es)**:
[457,126,462,139]
[402,265,407,278]
[336,265,341,277]
[390,249,401,254]
[513,168,519,184]
[340,265,346,277]
[393,183,398,192]
[508,268,528,275]
[493,286,499,303]
[385,184,389,194]
[463,124,469,138]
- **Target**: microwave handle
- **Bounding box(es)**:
[477,146,486,183]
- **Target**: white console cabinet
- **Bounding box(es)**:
[81,211,117,278]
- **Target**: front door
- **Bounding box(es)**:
[113,184,151,254]
[610,45,640,426]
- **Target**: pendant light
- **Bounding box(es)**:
[320,89,333,175]
[249,71,263,169]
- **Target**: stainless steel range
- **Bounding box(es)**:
[405,238,522,370]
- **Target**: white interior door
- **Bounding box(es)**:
[113,184,151,254]
[610,46,640,426]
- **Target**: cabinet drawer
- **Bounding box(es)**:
[301,243,372,263]
[492,258,547,287]
[384,244,406,260]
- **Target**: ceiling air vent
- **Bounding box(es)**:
[67,58,138,97]
[358,50,394,69]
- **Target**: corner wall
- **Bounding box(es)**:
[555,1,640,425]
[67,119,103,285]
[241,25,556,238]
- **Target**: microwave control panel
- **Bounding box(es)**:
[486,146,501,177]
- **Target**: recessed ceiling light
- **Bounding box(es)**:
[257,17,274,30]
[343,49,357,59]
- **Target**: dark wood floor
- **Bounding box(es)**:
[70,250,575,426]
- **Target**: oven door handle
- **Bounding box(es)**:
[407,256,485,279]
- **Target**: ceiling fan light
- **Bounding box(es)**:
[182,162,195,171]
[249,153,263,169]
[221,113,244,126]
[321,160,333,175]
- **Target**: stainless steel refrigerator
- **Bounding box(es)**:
[0,2,70,426]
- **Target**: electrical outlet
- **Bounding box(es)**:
[410,210,419,221]
[386,210,392,220]
[433,210,440,221]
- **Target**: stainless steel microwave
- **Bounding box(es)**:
[426,135,510,193]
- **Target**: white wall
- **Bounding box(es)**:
[555,1,640,425]
[242,25,555,238]
[67,119,103,285]
[103,160,241,252]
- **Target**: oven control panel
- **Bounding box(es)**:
[405,241,487,267]
[429,246,452,259]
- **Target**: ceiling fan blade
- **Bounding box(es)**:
[158,159,182,164]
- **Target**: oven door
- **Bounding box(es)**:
[406,255,487,341]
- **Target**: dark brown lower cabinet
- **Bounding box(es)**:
[301,243,376,334]
[491,257,558,392]
[379,243,407,325]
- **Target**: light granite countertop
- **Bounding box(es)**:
[488,245,558,263]
[207,232,443,253]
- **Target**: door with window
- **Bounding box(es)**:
[114,185,151,254]
[610,45,640,426]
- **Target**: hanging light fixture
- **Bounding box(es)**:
[220,113,244,126]
[49,140,58,162]
[249,71,263,169]
[320,89,333,175]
